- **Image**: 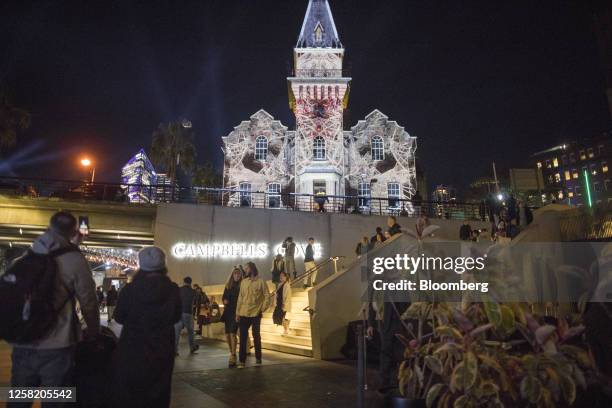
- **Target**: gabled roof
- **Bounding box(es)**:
[296,0,342,49]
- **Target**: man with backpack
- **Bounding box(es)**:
[2,211,100,399]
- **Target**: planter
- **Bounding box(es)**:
[382,388,426,408]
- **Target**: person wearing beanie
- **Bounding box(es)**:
[111,246,181,408]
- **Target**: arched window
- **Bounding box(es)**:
[371,136,384,161]
[255,136,268,161]
[267,183,281,208]
[313,136,326,160]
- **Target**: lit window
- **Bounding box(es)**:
[255,136,268,161]
[545,160,551,168]
[580,150,586,160]
[536,162,542,168]
[554,173,561,183]
[587,148,594,158]
[572,169,579,179]
[313,136,326,160]
[267,183,281,208]
[564,170,571,181]
[358,181,371,208]
[591,164,597,176]
[239,182,251,207]
[553,158,559,167]
[603,161,608,173]
[387,182,401,208]
[558,191,564,199]
[568,192,574,198]
[570,153,576,163]
[371,136,384,161]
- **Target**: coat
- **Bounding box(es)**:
[112,270,181,408]
[221,283,240,323]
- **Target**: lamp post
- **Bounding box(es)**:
[80,158,95,183]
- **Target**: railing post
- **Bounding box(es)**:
[356,322,365,408]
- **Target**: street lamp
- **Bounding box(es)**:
[80,157,95,183]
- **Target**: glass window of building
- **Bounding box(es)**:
[568,191,574,198]
[587,148,594,158]
[255,136,268,161]
[572,169,579,179]
[371,136,384,161]
[580,150,586,160]
[536,162,542,168]
[605,179,611,191]
[591,164,597,175]
[575,186,582,196]
[564,170,571,181]
[387,182,401,208]
[599,144,605,155]
[313,180,326,195]
[558,191,564,199]
[545,160,551,168]
[554,173,561,183]
[358,181,371,208]
[552,158,559,167]
[603,161,608,173]
[239,182,251,207]
[267,182,281,208]
[570,153,576,163]
[313,136,326,160]
[561,155,568,165]
[594,182,602,193]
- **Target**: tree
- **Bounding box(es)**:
[0,91,31,153]
[192,163,222,187]
[150,120,196,183]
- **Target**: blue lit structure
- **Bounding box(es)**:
[121,149,157,203]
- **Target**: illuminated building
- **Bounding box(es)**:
[121,149,157,203]
[222,0,417,213]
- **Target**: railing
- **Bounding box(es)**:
[1,176,491,220]
[291,69,347,78]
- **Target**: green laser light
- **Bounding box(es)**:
[583,169,593,208]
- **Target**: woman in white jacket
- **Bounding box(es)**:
[273,272,292,335]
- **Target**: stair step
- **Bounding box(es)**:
[261,320,310,330]
[260,340,312,357]
[260,332,312,347]
[262,313,310,323]
[260,325,311,337]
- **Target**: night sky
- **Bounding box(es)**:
[1,0,610,193]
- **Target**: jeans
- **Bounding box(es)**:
[239,316,261,363]
[9,346,74,408]
[174,313,196,352]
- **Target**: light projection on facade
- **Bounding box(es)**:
[222,0,417,213]
[171,241,323,260]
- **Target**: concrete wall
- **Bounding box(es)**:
[154,202,489,286]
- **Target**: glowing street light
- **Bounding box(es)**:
[80,157,95,183]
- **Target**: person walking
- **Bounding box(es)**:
[97,286,105,312]
[271,254,284,289]
[304,237,317,287]
[221,267,242,367]
[174,277,199,355]
[370,227,385,246]
[8,212,100,405]
[236,262,269,367]
[459,220,473,241]
[273,272,292,335]
[387,215,402,237]
[111,246,182,408]
[105,285,118,324]
[282,237,297,280]
[355,236,370,257]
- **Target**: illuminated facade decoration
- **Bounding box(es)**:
[222,0,417,211]
[121,149,157,203]
[155,173,179,203]
[171,241,323,260]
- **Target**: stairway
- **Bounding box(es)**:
[260,286,312,357]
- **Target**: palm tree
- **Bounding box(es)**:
[150,120,196,183]
[0,92,31,153]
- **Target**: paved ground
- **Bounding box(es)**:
[0,320,384,408]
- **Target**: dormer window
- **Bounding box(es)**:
[255,136,268,161]
[314,22,324,43]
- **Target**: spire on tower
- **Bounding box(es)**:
[296,0,342,48]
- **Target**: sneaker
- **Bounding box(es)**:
[190,344,199,354]
[256,359,262,365]
[237,363,245,369]
[229,355,237,368]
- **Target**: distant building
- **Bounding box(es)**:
[155,173,179,203]
[531,134,612,206]
[121,149,157,203]
[431,185,456,203]
[221,0,417,213]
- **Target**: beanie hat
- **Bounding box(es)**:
[138,246,166,272]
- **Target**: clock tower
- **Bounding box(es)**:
[288,0,351,206]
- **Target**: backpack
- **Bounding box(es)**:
[0,246,79,343]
